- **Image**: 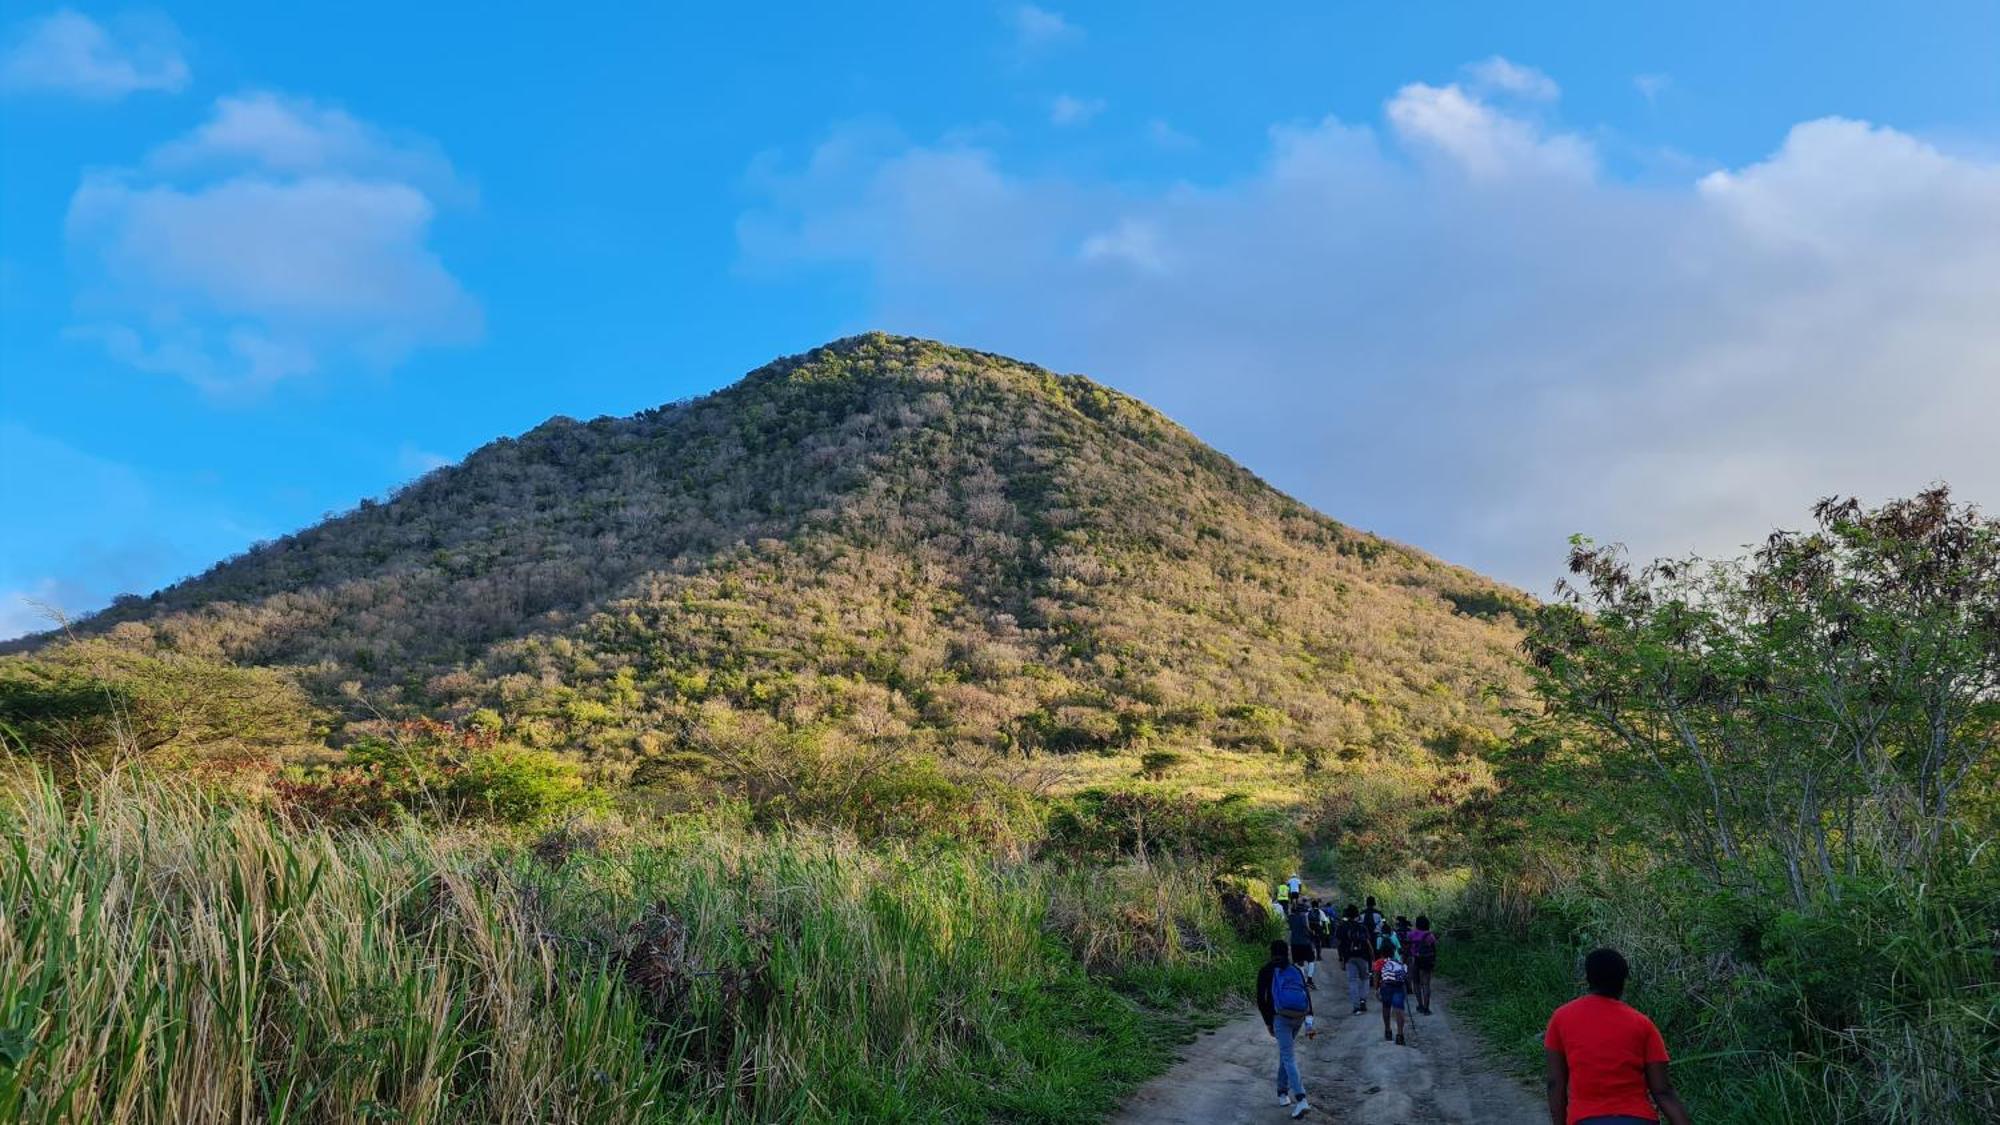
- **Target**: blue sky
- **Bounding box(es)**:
[5,2,2000,636]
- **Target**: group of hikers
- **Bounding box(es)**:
[1251,875,1692,1124]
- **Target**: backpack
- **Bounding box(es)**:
[1337,920,1370,959]
[1409,929,1438,960]
[1378,957,1409,986]
[1272,965,1311,1015]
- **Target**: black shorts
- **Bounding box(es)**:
[1414,954,1437,972]
[1291,943,1317,964]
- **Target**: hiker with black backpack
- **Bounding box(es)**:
[1336,904,1375,1015]
[1359,896,1385,936]
[1308,898,1332,956]
[1286,898,1320,987]
[1256,939,1316,1118]
[1407,914,1439,1015]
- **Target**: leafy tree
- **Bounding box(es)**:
[1524,488,2000,905]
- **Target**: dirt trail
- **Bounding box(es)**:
[1112,975,1544,1124]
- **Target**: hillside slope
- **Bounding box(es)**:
[38,334,1528,776]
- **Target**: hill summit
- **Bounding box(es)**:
[55,334,1528,775]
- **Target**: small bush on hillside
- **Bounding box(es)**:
[1044,788,1294,871]
[274,718,601,827]
[0,641,317,784]
[841,756,1039,847]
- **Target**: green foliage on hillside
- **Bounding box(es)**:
[272,717,605,827]
[28,335,1526,799]
[0,640,319,784]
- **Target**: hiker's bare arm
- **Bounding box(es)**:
[1645,1061,1693,1125]
[1543,1049,1567,1125]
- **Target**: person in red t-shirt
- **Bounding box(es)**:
[1543,949,1691,1125]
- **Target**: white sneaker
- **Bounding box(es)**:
[1278,1092,1293,1106]
[1290,1097,1313,1118]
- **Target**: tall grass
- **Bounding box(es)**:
[1441,859,2000,1125]
[0,769,1252,1123]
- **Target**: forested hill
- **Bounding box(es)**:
[27,334,1530,773]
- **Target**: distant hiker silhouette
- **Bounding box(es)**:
[1407,915,1438,1015]
[1336,904,1373,1014]
[1287,899,1320,987]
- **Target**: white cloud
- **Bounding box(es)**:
[741,79,2000,592]
[148,91,469,200]
[65,92,480,394]
[1385,81,1595,180]
[1635,73,1671,104]
[1464,56,1559,102]
[1049,93,1105,126]
[0,8,186,99]
[1079,217,1168,273]
[1011,5,1080,50]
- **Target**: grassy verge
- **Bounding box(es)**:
[1442,885,2000,1125]
[0,771,1262,1124]
[1445,930,1821,1121]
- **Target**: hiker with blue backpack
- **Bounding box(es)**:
[1257,939,1317,1118]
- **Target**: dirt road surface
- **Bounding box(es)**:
[1112,975,1544,1124]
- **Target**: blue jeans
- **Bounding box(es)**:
[1344,957,1370,1007]
[1273,1014,1307,1096]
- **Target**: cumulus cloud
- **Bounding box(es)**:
[1464,56,1559,102]
[1010,5,1080,51]
[1049,93,1105,126]
[0,8,187,99]
[1385,80,1595,180]
[65,92,480,395]
[740,80,2000,591]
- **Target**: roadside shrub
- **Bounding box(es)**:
[1043,788,1294,871]
[274,718,601,827]
[841,756,1038,848]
